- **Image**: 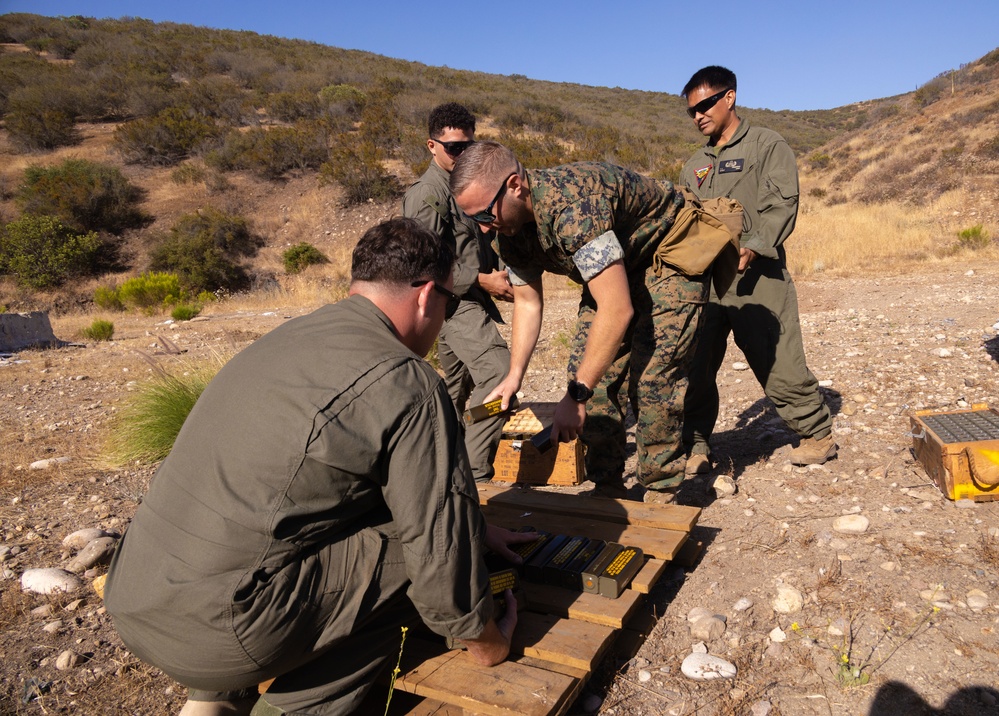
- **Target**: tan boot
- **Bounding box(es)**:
[643,487,676,504]
[790,434,837,466]
[685,453,712,475]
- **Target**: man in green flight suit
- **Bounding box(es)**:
[105,218,530,716]
[402,103,512,482]
[679,66,837,472]
[450,141,710,502]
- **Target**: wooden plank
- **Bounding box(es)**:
[478,483,701,531]
[513,655,589,682]
[394,637,579,716]
[514,612,616,672]
[481,503,689,561]
[522,582,643,628]
[631,558,667,594]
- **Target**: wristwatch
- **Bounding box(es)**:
[567,379,594,403]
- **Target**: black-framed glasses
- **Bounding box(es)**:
[431,138,474,156]
[412,280,461,320]
[467,172,517,224]
[686,89,731,118]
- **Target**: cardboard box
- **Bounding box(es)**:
[491,402,584,486]
[910,404,999,502]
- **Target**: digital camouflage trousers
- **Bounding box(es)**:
[569,265,709,490]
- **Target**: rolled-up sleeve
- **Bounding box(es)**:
[380,367,492,640]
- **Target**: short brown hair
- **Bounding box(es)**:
[351,217,453,285]
[449,141,522,197]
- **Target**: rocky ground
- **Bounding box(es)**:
[2,261,999,715]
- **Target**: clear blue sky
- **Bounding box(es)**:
[4,1,998,111]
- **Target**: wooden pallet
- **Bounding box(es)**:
[374,484,700,716]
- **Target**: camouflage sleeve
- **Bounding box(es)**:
[571,230,625,282]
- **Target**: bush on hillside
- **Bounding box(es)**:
[957,224,990,250]
[112,106,228,165]
[17,159,148,234]
[115,271,184,311]
[171,303,201,321]
[320,137,400,206]
[282,242,329,274]
[149,208,263,293]
[4,82,81,151]
[207,122,330,179]
[0,215,102,289]
[94,284,125,311]
[268,89,323,121]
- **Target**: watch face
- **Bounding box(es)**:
[569,380,592,402]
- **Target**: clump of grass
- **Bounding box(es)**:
[81,318,114,341]
[956,224,990,250]
[282,242,329,275]
[171,304,201,321]
[107,353,229,464]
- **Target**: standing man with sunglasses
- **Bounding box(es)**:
[680,66,836,473]
[403,103,512,482]
[450,142,711,503]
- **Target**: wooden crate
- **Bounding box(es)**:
[373,484,701,716]
[492,403,583,486]
[911,404,999,502]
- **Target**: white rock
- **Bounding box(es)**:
[21,568,83,595]
[690,616,727,641]
[55,650,81,670]
[772,586,804,614]
[713,474,737,497]
[42,620,64,634]
[732,361,749,371]
[751,701,773,716]
[691,641,708,653]
[732,597,754,612]
[827,618,848,637]
[920,587,950,603]
[637,669,652,682]
[62,528,115,550]
[66,537,117,574]
[832,514,870,534]
[680,653,737,681]
[966,589,989,610]
[687,606,714,623]
[769,626,787,643]
[818,380,834,388]
[29,456,72,470]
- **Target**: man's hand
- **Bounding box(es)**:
[738,247,757,272]
[484,523,539,565]
[461,592,517,666]
[477,270,514,302]
[552,393,586,444]
[483,374,523,412]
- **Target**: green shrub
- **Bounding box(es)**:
[149,208,263,293]
[17,159,148,234]
[0,215,102,289]
[81,319,114,341]
[207,123,330,179]
[808,152,832,170]
[112,106,228,166]
[171,304,201,321]
[317,83,367,115]
[117,271,184,310]
[282,242,329,274]
[808,187,828,199]
[268,89,322,121]
[957,224,990,250]
[94,285,125,311]
[5,87,80,151]
[320,136,400,206]
[107,357,227,464]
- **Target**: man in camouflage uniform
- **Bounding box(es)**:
[680,66,836,472]
[402,103,512,481]
[451,141,710,502]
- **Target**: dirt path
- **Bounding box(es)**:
[2,262,998,715]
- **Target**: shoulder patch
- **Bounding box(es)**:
[694,164,712,188]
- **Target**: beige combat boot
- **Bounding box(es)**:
[790,434,837,466]
[642,487,676,504]
[685,453,712,475]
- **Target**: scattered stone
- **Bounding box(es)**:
[966,589,989,610]
[66,537,116,574]
[833,514,870,534]
[580,694,603,713]
[769,626,787,643]
[764,641,784,660]
[31,604,54,617]
[732,597,754,612]
[637,669,652,683]
[42,620,64,634]
[772,586,804,614]
[920,587,950,603]
[690,616,727,641]
[713,474,737,497]
[691,641,708,653]
[55,650,81,670]
[828,618,848,637]
[21,568,83,595]
[29,457,71,470]
[687,606,714,623]
[680,653,737,681]
[751,701,773,716]
[880,561,897,572]
[62,528,115,550]
[732,361,749,371]
[63,598,84,612]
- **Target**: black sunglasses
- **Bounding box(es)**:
[431,138,474,156]
[467,172,517,224]
[412,280,461,320]
[686,89,731,118]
